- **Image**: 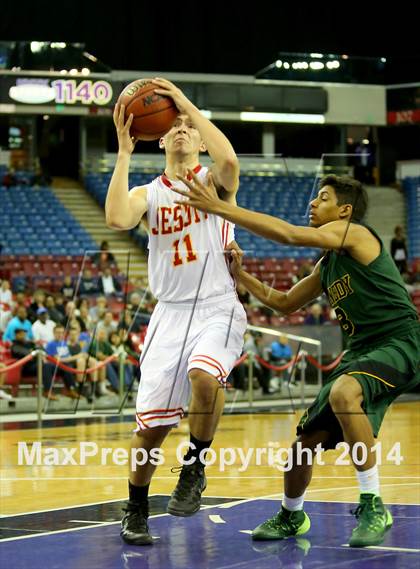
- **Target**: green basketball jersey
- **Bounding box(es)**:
[319,225,418,348]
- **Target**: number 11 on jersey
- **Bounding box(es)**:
[172,234,198,266]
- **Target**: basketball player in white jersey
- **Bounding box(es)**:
[106,78,247,545]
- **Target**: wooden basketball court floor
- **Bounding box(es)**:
[1,401,419,568]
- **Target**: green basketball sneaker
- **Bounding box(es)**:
[349,493,393,547]
[252,507,311,541]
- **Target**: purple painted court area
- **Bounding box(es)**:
[2,500,419,569]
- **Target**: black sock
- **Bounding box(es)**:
[184,433,213,465]
[129,481,149,504]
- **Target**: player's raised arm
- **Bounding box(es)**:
[152,78,239,194]
[105,103,148,230]
[228,243,323,314]
[173,170,368,253]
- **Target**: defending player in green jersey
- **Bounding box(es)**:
[172,171,420,548]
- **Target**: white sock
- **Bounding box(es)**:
[356,465,380,496]
[282,493,305,512]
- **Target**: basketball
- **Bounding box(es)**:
[117,79,179,141]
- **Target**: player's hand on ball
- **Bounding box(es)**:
[113,103,138,155]
[225,241,244,278]
[174,170,221,213]
[152,77,194,115]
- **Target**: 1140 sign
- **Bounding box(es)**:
[51,80,113,105]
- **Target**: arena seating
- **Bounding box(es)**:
[0,185,97,256]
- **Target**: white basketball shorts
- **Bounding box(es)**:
[135,292,247,430]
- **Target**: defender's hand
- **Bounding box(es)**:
[173,169,222,214]
[225,241,244,278]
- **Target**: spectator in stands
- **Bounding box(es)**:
[27,290,46,323]
[10,328,39,392]
[109,331,135,397]
[89,296,108,324]
[0,279,13,333]
[32,307,55,347]
[3,306,33,342]
[269,334,293,390]
[304,302,326,325]
[129,292,151,331]
[67,327,98,401]
[390,226,408,274]
[97,311,117,339]
[92,241,116,269]
[78,304,94,333]
[44,325,81,399]
[98,266,122,297]
[79,269,98,296]
[118,309,133,334]
[87,327,116,395]
[0,279,12,306]
[54,293,66,319]
[45,295,65,325]
[60,275,76,300]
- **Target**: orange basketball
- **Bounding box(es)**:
[117,79,179,141]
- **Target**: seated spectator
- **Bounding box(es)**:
[109,331,135,396]
[0,279,13,333]
[118,309,133,334]
[54,293,66,319]
[27,290,46,323]
[88,328,118,394]
[129,292,151,332]
[304,303,326,325]
[97,311,117,339]
[45,295,65,325]
[32,307,55,347]
[44,325,82,400]
[98,267,122,297]
[3,306,33,342]
[390,225,408,274]
[11,329,44,397]
[60,275,76,300]
[0,279,13,307]
[78,304,94,333]
[269,334,293,390]
[89,296,108,324]
[67,327,99,401]
[79,269,98,296]
[92,241,116,269]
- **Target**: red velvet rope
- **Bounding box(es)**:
[0,353,35,371]
[306,353,344,371]
[45,354,117,374]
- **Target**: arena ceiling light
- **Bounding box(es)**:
[240,112,325,124]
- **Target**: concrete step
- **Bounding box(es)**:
[50,184,148,280]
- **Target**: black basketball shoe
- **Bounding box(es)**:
[120,500,153,545]
[167,462,207,516]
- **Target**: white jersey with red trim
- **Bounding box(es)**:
[140,165,236,302]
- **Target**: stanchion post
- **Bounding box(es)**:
[248,352,254,407]
[300,352,307,407]
[316,343,322,387]
[118,353,125,410]
[36,349,43,427]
